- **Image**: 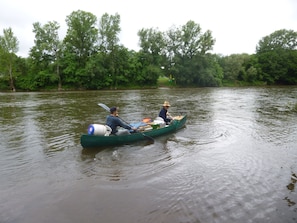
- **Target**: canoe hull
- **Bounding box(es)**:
[80,115,186,148]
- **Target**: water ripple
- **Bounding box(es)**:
[1,88,297,223]
[79,137,189,182]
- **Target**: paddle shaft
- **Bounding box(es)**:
[98,103,132,125]
[98,103,154,141]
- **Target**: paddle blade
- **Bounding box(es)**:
[98,103,110,112]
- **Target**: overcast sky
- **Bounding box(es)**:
[1,0,296,57]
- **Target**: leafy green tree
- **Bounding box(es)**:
[257,49,297,84]
[138,28,166,64]
[256,29,297,53]
[241,54,260,83]
[111,46,133,86]
[14,57,32,90]
[219,54,250,82]
[0,27,19,91]
[137,28,166,85]
[166,21,215,59]
[98,13,122,89]
[205,54,224,86]
[63,10,98,88]
[84,46,133,89]
[125,50,148,86]
[29,21,61,90]
[0,45,7,89]
[256,29,297,84]
[172,54,222,87]
[98,13,121,53]
[84,51,110,89]
[165,21,216,86]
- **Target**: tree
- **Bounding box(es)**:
[98,13,121,53]
[84,46,134,89]
[256,29,297,84]
[256,29,297,53]
[166,21,215,59]
[137,28,166,84]
[257,49,297,84]
[219,54,250,82]
[29,21,61,89]
[165,21,216,86]
[98,13,122,89]
[63,10,98,88]
[84,51,110,89]
[242,54,259,83]
[0,27,19,91]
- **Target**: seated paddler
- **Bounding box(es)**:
[106,107,136,135]
[159,101,173,124]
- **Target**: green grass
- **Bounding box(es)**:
[157,76,176,87]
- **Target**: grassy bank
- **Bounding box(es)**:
[157,76,176,87]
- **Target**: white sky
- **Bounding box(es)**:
[0,0,296,57]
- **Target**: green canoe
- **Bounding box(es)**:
[80,115,187,148]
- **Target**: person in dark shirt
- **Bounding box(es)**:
[159,101,173,124]
[106,107,136,135]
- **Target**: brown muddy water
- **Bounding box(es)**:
[0,87,297,223]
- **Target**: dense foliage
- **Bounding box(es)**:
[256,29,297,85]
[0,11,296,91]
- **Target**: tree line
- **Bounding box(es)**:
[0,10,297,91]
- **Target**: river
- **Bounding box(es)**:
[1,87,297,223]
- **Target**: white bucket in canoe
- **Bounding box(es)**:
[88,124,112,136]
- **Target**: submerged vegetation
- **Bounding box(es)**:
[0,11,297,91]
